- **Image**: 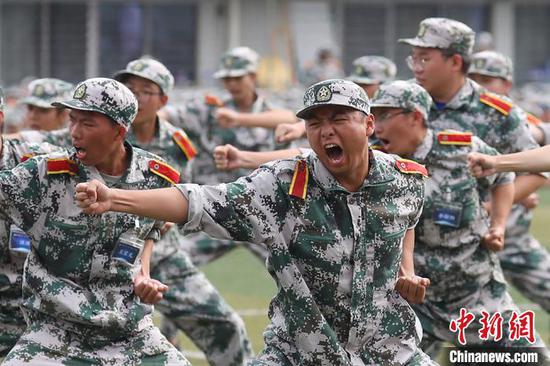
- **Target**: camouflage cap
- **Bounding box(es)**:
[213,47,259,79]
[113,58,174,94]
[347,56,397,85]
[370,80,432,120]
[296,79,370,119]
[398,17,475,56]
[19,78,74,109]
[52,78,138,130]
[469,50,513,82]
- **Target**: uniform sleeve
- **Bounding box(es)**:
[0,157,45,231]
[176,167,287,245]
[490,106,540,154]
[407,176,425,230]
[20,128,71,147]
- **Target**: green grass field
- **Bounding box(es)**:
[172,188,550,365]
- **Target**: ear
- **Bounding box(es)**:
[159,94,169,107]
[365,113,375,137]
[450,54,463,72]
[114,125,127,142]
[411,110,425,127]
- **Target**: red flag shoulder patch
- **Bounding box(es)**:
[437,131,472,145]
[395,158,428,178]
[480,93,513,116]
[149,160,180,185]
[47,158,78,176]
[205,94,224,107]
[21,153,35,163]
[289,160,309,199]
[172,130,197,161]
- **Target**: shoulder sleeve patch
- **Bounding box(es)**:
[21,153,35,163]
[479,93,513,116]
[148,159,180,185]
[47,158,78,176]
[395,158,428,178]
[205,94,224,107]
[437,131,472,145]
[288,160,309,199]
[526,112,542,126]
[172,130,198,161]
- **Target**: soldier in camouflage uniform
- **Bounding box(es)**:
[468,51,550,313]
[19,78,73,132]
[371,81,549,356]
[113,58,253,366]
[1,78,189,365]
[347,55,397,98]
[76,79,438,366]
[0,88,61,358]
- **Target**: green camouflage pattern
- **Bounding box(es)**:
[427,79,539,154]
[0,139,60,357]
[19,78,74,109]
[176,150,436,365]
[114,58,175,94]
[469,50,514,82]
[371,81,432,120]
[347,56,397,85]
[152,251,253,366]
[499,205,550,312]
[53,77,138,131]
[213,47,259,79]
[127,118,254,365]
[176,94,275,185]
[18,127,72,147]
[0,144,188,364]
[297,79,370,119]
[399,17,475,56]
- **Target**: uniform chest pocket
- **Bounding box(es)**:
[427,180,480,231]
[41,216,91,277]
[290,231,339,267]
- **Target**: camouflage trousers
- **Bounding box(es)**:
[500,205,550,312]
[412,278,549,358]
[180,232,268,267]
[247,330,438,366]
[2,316,189,365]
[151,249,253,366]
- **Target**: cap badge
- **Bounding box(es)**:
[315,85,332,102]
[73,84,86,100]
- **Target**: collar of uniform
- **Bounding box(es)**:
[309,149,394,193]
[411,128,434,162]
[431,78,475,111]
[126,116,162,148]
[224,93,265,114]
[77,141,145,184]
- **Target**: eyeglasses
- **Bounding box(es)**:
[375,110,411,123]
[406,55,430,71]
[128,89,162,101]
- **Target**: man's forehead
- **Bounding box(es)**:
[412,47,441,55]
[124,75,160,89]
[306,105,359,118]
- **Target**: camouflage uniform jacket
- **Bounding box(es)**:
[180,94,275,184]
[0,139,59,350]
[428,78,539,154]
[177,150,427,365]
[0,143,172,343]
[412,129,514,304]
[126,118,194,263]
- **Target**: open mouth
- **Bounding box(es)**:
[74,146,87,160]
[324,143,344,162]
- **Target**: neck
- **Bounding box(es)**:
[96,143,129,176]
[132,117,157,144]
[431,75,466,104]
[335,148,370,192]
[235,92,257,112]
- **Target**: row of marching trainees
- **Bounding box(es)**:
[0,15,549,366]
